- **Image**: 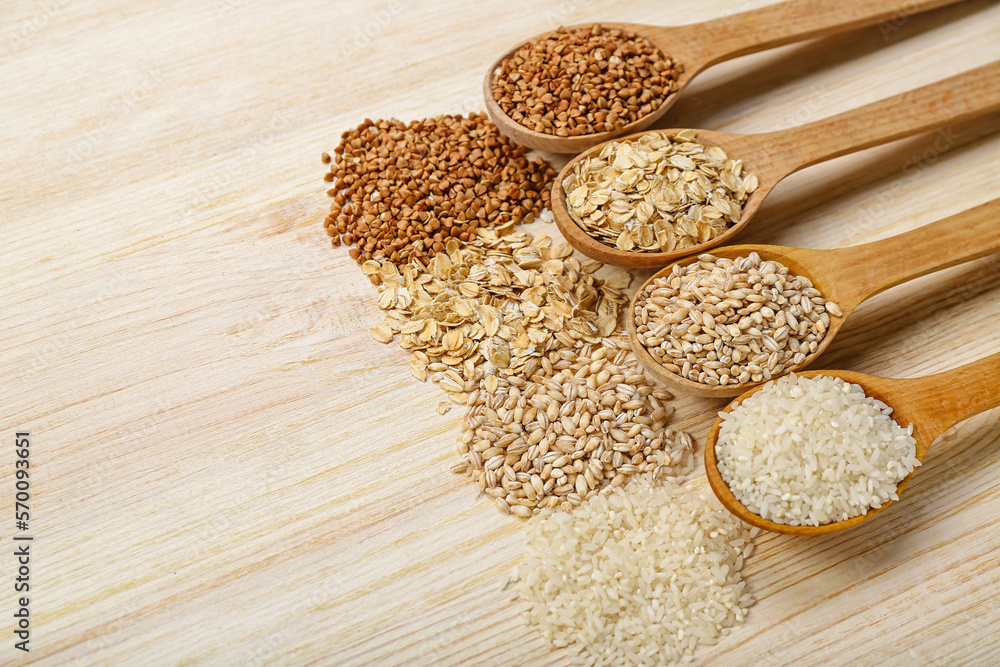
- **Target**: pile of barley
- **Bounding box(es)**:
[717,374,920,526]
[564,131,757,253]
[366,228,631,406]
[455,338,691,516]
[518,475,756,665]
[322,114,555,265]
[633,253,841,387]
[491,25,680,137]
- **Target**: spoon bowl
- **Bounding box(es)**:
[549,60,1000,268]
[626,243,845,398]
[704,354,1000,535]
[485,0,964,153]
[483,23,703,155]
[626,198,1000,397]
[552,128,775,269]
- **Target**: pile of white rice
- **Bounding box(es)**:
[716,373,920,526]
[517,475,756,665]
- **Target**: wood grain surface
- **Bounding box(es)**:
[3,0,1000,665]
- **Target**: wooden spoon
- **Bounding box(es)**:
[704,352,1000,535]
[627,198,1000,398]
[551,59,1000,268]
[485,0,964,153]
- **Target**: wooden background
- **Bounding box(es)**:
[3,0,1000,664]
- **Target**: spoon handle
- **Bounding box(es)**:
[758,60,1000,179]
[677,0,962,68]
[812,198,1000,307]
[890,352,1000,442]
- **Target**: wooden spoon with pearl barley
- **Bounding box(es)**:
[704,352,1000,535]
[553,59,1000,269]
[627,197,1000,398]
[485,0,965,153]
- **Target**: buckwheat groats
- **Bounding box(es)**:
[491,25,680,137]
[322,114,556,265]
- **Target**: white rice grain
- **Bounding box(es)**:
[716,373,920,526]
[518,475,755,665]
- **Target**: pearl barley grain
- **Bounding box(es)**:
[458,338,691,515]
[633,253,839,387]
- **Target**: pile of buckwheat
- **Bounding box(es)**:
[322,114,555,265]
[491,25,680,137]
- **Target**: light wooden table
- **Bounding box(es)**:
[4,0,1000,664]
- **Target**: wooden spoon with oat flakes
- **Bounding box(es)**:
[552,60,1000,268]
[485,0,964,153]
